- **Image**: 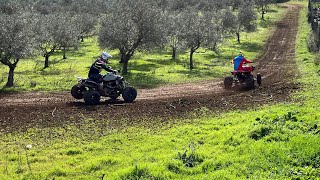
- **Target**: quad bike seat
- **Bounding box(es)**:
[86,79,100,85]
[231,70,250,75]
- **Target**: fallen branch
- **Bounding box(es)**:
[52,107,57,117]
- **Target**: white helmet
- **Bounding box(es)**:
[101,52,112,60]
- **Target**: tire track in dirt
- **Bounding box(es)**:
[0,5,302,133]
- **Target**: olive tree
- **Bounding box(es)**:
[222,3,257,44]
[225,0,255,10]
[74,13,97,42]
[254,0,273,20]
[32,0,107,15]
[0,0,25,15]
[68,0,108,15]
[99,0,164,74]
[180,8,217,70]
[53,13,81,59]
[197,0,228,10]
[164,12,186,60]
[204,10,225,53]
[0,13,36,87]
[35,14,59,69]
[167,0,199,11]
[33,0,61,14]
[35,13,80,68]
[236,3,257,44]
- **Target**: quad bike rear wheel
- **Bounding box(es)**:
[224,76,233,89]
[122,87,137,103]
[71,85,84,99]
[244,75,254,89]
[83,90,101,105]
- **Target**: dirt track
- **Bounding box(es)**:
[0,5,302,133]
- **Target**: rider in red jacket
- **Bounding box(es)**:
[232,52,253,72]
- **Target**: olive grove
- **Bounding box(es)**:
[0,0,281,87]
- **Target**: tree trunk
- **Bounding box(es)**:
[63,46,66,59]
[172,46,176,60]
[189,49,194,70]
[120,50,134,75]
[120,54,125,63]
[44,55,49,69]
[211,42,218,53]
[81,35,84,42]
[6,66,15,87]
[236,32,240,44]
[261,5,266,21]
[122,61,128,75]
[120,53,131,75]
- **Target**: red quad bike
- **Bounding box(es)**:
[224,65,261,90]
[71,71,137,105]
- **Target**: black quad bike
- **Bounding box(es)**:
[224,66,261,90]
[71,72,137,105]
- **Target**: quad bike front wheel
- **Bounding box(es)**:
[224,76,233,89]
[122,87,137,103]
[71,85,84,99]
[83,90,101,105]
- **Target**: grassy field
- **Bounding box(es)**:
[0,4,286,91]
[1,1,320,180]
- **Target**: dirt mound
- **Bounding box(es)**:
[0,5,302,133]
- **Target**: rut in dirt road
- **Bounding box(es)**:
[0,5,302,133]
[255,5,300,84]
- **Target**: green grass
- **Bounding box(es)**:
[1,1,319,180]
[0,4,287,91]
[0,106,319,179]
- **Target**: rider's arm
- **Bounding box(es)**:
[101,64,114,72]
[243,58,252,64]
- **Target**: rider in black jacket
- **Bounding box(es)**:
[88,52,115,82]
